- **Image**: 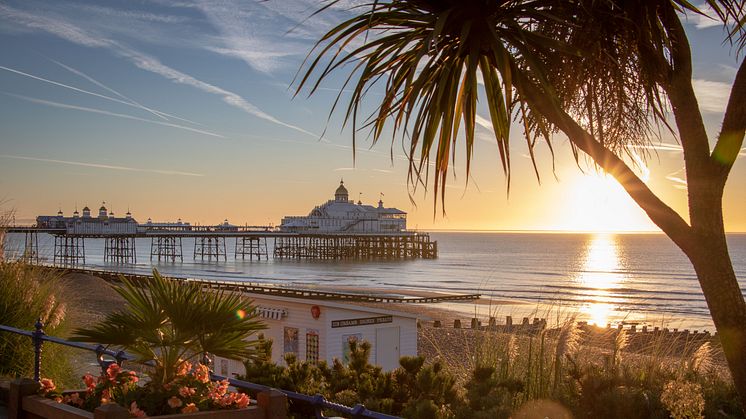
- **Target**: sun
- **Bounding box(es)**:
[556,172,657,232]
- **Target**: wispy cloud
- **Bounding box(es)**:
[5,93,225,138]
[114,46,319,138]
[692,78,731,113]
[49,58,171,123]
[686,3,723,29]
[665,169,688,190]
[0,4,112,48]
[475,114,493,131]
[0,64,199,126]
[73,4,192,24]
[629,142,684,153]
[0,154,204,177]
[0,3,321,139]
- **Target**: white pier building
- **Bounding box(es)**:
[280,180,406,233]
[36,203,138,235]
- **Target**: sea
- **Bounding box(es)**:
[4,232,745,331]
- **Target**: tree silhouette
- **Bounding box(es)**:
[297,0,746,408]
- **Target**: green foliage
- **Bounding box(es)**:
[72,269,265,387]
[241,328,744,418]
[0,262,75,385]
[241,339,462,419]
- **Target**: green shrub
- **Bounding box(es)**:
[0,262,75,385]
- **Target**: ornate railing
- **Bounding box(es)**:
[0,321,400,419]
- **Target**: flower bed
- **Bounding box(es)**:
[6,364,287,419]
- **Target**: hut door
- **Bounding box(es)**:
[375,326,400,370]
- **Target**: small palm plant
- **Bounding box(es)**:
[72,270,264,387]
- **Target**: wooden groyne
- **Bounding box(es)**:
[422,315,718,356]
[60,267,478,304]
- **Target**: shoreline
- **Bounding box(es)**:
[59,269,717,334]
[56,271,728,380]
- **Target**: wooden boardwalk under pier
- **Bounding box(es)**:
[61,267,479,304]
[274,233,437,260]
[4,227,438,262]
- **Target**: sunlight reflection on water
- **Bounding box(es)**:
[577,234,627,326]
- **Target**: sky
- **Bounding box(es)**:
[0,0,744,232]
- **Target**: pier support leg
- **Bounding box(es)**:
[53,235,85,266]
[150,236,183,262]
[194,236,226,261]
[104,236,136,264]
[22,230,39,263]
[235,237,268,260]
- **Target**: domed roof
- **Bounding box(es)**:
[83,206,90,211]
[99,205,107,211]
[335,180,348,196]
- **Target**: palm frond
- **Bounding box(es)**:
[72,270,265,380]
[298,0,737,209]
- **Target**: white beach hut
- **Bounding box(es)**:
[213,294,422,377]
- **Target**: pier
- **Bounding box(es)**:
[3,225,437,265]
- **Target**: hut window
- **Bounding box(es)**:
[306,330,319,364]
[283,327,298,355]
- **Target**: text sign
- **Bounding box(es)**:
[331,315,393,328]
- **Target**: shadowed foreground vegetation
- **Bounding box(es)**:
[242,326,744,419]
[0,262,77,387]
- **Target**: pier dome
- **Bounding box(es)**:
[334,180,349,202]
[281,180,406,233]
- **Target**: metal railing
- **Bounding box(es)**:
[0,320,400,419]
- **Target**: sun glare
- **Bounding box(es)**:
[558,172,656,232]
[577,234,626,326]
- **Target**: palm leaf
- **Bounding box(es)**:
[297,0,740,209]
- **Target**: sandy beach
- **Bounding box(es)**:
[58,271,724,365]
[59,271,530,332]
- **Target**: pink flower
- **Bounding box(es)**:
[181,403,199,413]
[177,360,192,377]
[82,374,96,391]
[234,393,250,409]
[53,396,63,403]
[179,386,196,398]
[106,363,121,381]
[167,396,183,409]
[130,401,147,418]
[127,371,139,384]
[39,378,56,393]
[218,394,235,407]
[193,364,210,383]
[217,379,229,396]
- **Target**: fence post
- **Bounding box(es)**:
[32,318,44,382]
[8,378,39,419]
[257,389,287,419]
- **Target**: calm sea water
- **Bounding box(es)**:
[5,232,745,330]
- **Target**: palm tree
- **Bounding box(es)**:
[297,0,746,408]
[72,270,264,386]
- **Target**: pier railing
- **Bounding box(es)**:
[0,321,400,419]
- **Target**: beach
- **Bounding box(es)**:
[58,270,729,378]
